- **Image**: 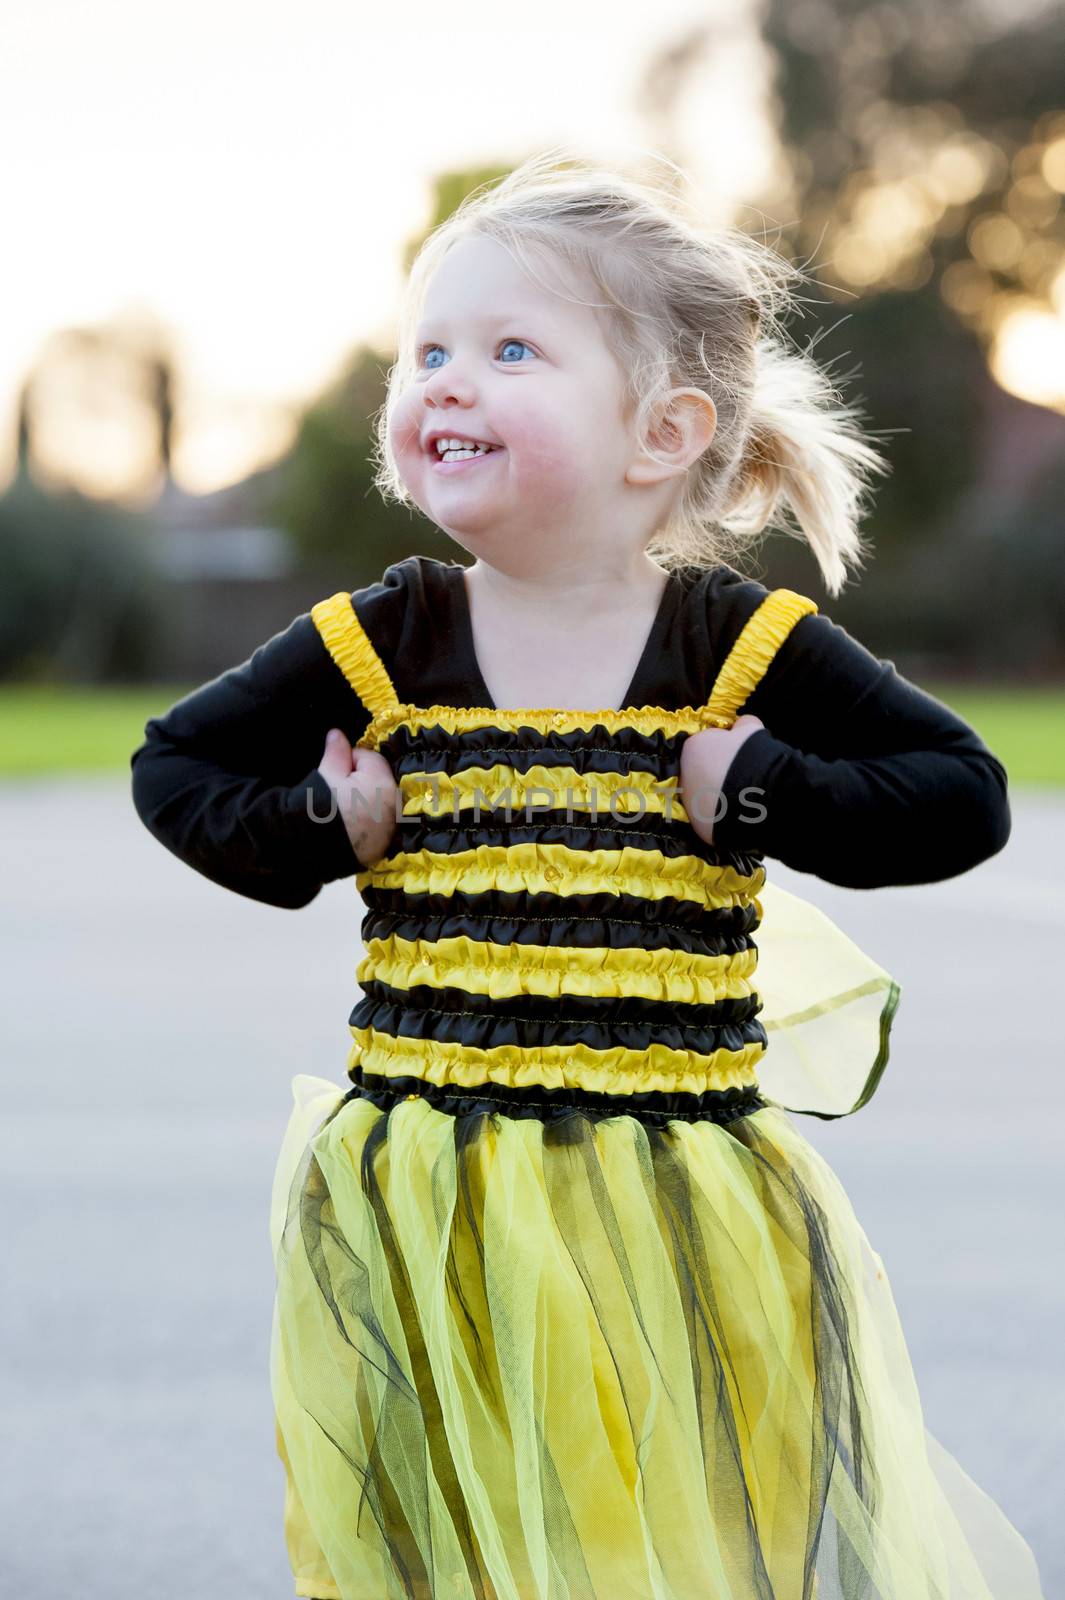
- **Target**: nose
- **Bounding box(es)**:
[423,355,477,410]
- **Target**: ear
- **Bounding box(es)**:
[626,389,718,486]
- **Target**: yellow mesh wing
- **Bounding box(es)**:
[754,880,900,1119]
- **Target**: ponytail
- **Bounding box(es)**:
[714,338,890,597]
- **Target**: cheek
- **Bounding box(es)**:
[388,395,424,471]
[501,413,586,491]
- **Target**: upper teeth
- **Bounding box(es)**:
[435,437,496,455]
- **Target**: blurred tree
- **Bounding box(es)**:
[2,311,183,682]
[270,344,452,587]
[16,379,33,474]
[23,309,182,502]
[271,165,514,586]
[631,0,1065,670]
[401,164,517,275]
[148,351,177,483]
[756,0,1065,322]
[0,471,164,682]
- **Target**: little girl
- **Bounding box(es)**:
[131,151,1046,1598]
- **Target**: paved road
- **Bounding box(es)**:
[1,777,1061,1597]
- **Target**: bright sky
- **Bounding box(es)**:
[1,0,775,498]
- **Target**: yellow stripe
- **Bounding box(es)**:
[399,762,688,822]
[699,588,818,729]
[356,839,766,906]
[348,1028,764,1099]
[357,703,710,751]
[358,931,759,1006]
[310,590,399,718]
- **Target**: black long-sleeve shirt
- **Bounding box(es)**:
[129,553,1011,907]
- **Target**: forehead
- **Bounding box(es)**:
[414,233,599,339]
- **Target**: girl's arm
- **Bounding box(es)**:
[705,606,1011,889]
[130,611,371,909]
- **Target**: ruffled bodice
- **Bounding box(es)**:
[310,583,899,1125]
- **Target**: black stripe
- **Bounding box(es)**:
[381,720,690,763]
[350,985,768,1057]
[395,746,683,784]
[394,817,751,861]
[344,1065,766,1129]
[361,889,764,944]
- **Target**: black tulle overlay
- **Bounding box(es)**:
[270,1084,1043,1599]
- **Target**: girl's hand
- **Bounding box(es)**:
[317,728,399,867]
[679,714,766,845]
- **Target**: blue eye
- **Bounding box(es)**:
[499,339,534,362]
[417,339,536,369]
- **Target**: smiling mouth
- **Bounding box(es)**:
[431,447,505,471]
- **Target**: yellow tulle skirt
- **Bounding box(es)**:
[270,1074,1045,1600]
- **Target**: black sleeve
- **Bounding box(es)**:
[708,598,1012,890]
[129,606,375,909]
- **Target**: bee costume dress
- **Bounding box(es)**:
[130,556,1046,1600]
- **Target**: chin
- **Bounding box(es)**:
[430,510,502,543]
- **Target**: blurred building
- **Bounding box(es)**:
[146,463,321,681]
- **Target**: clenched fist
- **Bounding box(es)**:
[678,714,765,845]
[317,727,399,867]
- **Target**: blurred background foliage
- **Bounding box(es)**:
[0,473,161,682]
[2,0,1064,687]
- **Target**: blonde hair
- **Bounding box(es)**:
[373,146,891,597]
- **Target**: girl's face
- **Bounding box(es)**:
[388,233,641,566]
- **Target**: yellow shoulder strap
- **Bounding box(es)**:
[699,588,818,728]
[310,591,400,719]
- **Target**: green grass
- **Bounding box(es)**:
[0,682,1062,785]
[0,685,195,776]
[924,685,1065,787]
